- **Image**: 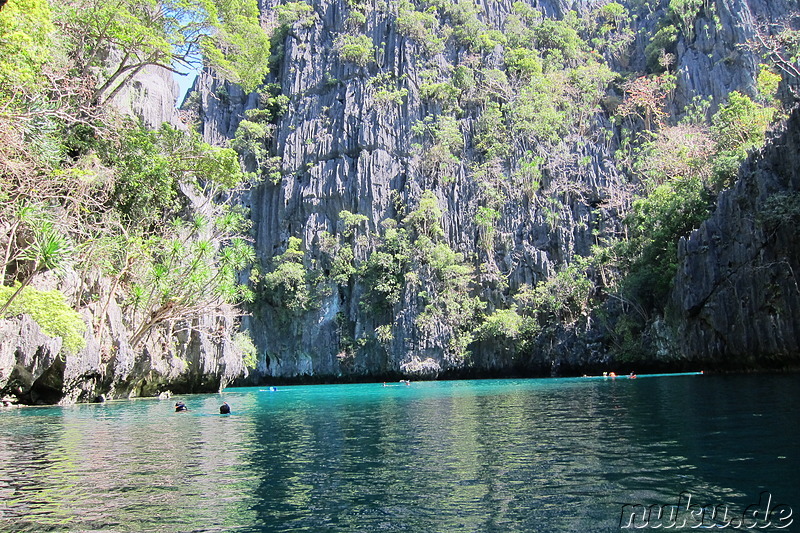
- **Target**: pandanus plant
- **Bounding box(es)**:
[0,220,72,315]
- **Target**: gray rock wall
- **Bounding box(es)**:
[230,0,627,378]
[109,63,185,129]
[194,0,797,380]
[669,106,800,365]
[0,273,247,405]
[0,190,249,405]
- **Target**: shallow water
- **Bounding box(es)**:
[0,374,797,532]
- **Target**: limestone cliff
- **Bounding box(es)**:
[669,106,800,366]
[0,251,248,406]
[5,0,796,404]
[189,0,797,380]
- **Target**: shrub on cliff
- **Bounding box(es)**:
[0,285,86,354]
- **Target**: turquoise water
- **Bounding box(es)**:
[0,374,798,532]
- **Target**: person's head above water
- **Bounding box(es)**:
[219,402,231,414]
[175,401,187,412]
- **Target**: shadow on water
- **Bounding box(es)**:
[0,374,797,532]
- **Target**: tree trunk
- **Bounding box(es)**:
[129,302,175,348]
[0,269,37,316]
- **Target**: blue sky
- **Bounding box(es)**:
[174,70,199,105]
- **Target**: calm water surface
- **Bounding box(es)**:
[0,374,798,532]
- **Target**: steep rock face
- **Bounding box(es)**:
[0,315,64,404]
[230,0,623,379]
[110,63,185,129]
[672,0,796,111]
[669,106,800,365]
[1,36,241,408]
[191,0,794,380]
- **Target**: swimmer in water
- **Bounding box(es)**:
[175,401,188,412]
[219,402,231,414]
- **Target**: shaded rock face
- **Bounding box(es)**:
[190,0,796,381]
[669,106,800,366]
[0,316,64,404]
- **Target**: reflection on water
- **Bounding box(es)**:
[0,375,797,532]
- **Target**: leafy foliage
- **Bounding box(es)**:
[396,1,445,55]
[53,0,270,103]
[121,208,255,348]
[262,236,313,313]
[710,91,774,189]
[234,330,258,368]
[0,285,86,354]
[619,176,713,311]
[644,24,678,72]
[0,0,53,91]
[275,1,315,27]
[360,222,410,311]
[334,34,375,66]
[759,192,800,231]
[668,0,703,40]
[101,123,246,227]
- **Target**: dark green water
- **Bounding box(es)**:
[0,374,797,532]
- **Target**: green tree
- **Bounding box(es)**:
[0,221,72,315]
[668,0,703,40]
[127,219,255,348]
[334,33,374,66]
[619,176,713,311]
[275,1,315,27]
[53,0,271,106]
[404,190,445,240]
[395,1,444,55]
[103,122,245,227]
[710,91,774,189]
[262,236,313,313]
[528,260,594,327]
[0,285,86,354]
[644,24,678,72]
[360,222,410,312]
[0,0,54,91]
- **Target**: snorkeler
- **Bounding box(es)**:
[175,401,188,412]
[219,402,231,414]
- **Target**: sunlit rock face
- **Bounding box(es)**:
[193,0,798,380]
[0,315,63,404]
[0,283,247,405]
[103,47,185,129]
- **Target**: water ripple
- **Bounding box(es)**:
[0,375,798,532]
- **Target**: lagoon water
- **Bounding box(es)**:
[0,374,798,532]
